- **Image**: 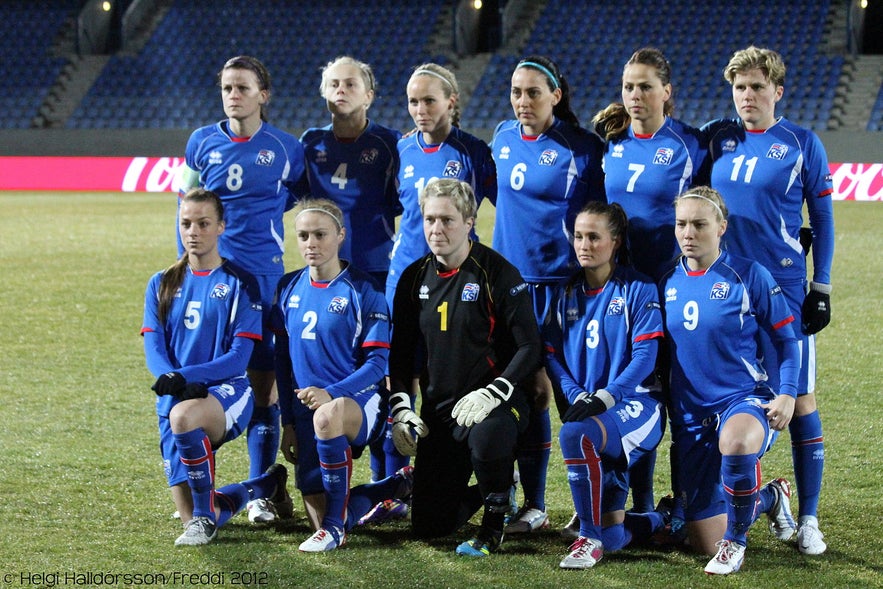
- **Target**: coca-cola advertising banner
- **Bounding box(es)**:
[0,156,881,200]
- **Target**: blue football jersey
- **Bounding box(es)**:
[181,120,305,275]
[298,121,402,274]
[659,251,799,425]
[544,266,664,405]
[386,126,496,305]
[702,117,834,285]
[603,117,706,279]
[272,265,390,424]
[142,261,263,416]
[491,118,606,283]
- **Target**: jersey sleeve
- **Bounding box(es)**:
[141,273,176,377]
[542,284,587,404]
[389,261,425,393]
[473,139,498,207]
[802,132,835,285]
[490,261,542,387]
[272,272,298,425]
[752,265,800,398]
[325,281,390,399]
[603,279,663,401]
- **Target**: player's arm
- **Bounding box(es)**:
[604,283,664,401]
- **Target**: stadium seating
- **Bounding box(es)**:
[0,0,75,128]
[868,84,883,131]
[467,0,840,132]
[67,0,445,130]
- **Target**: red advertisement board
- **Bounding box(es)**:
[0,156,881,200]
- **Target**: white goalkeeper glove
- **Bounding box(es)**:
[390,391,428,455]
[451,377,514,427]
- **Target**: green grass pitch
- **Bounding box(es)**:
[0,192,881,588]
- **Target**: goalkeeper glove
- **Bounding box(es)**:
[451,377,513,427]
[562,390,615,423]
[152,372,186,398]
[390,392,428,455]
[801,282,831,335]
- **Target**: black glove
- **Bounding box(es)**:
[801,282,831,335]
[798,227,813,254]
[152,372,186,397]
[180,383,209,400]
[562,390,614,423]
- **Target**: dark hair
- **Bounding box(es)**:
[158,188,224,323]
[515,55,581,129]
[218,55,272,121]
[592,47,675,141]
[577,200,632,267]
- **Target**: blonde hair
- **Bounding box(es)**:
[292,198,345,231]
[723,46,786,87]
[673,185,728,222]
[320,55,377,100]
[409,63,461,127]
[419,178,477,221]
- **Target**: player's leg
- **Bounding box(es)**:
[214,463,291,527]
[507,368,552,534]
[558,417,606,568]
[457,399,527,556]
[290,411,326,531]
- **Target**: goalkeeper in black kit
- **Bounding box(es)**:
[388,178,541,557]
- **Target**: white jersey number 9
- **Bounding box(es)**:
[184,301,201,330]
[682,301,699,331]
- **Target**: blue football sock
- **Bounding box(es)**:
[517,406,551,511]
[560,421,605,541]
[601,522,631,551]
[628,448,657,512]
[213,469,278,527]
[174,428,215,520]
[317,435,352,531]
[789,410,824,518]
[624,510,666,542]
[721,453,761,545]
[247,404,280,478]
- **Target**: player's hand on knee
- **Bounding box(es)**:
[801,282,831,335]
[390,392,427,455]
[562,389,615,422]
[452,377,513,427]
[152,371,186,398]
[179,382,209,401]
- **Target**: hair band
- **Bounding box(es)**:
[412,68,454,89]
[679,193,725,220]
[295,207,343,229]
[516,61,560,90]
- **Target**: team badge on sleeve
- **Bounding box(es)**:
[255,150,276,166]
[767,144,789,160]
[461,283,480,301]
[211,283,231,299]
[539,149,559,166]
[653,148,674,165]
[710,282,731,300]
[443,160,463,177]
[607,296,625,315]
[327,296,349,314]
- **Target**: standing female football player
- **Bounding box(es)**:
[177,56,306,523]
[386,62,497,309]
[272,198,411,552]
[142,188,292,546]
[296,56,406,506]
[659,186,799,575]
[545,201,666,569]
[490,55,605,535]
[591,46,706,528]
[702,46,835,555]
[389,179,541,557]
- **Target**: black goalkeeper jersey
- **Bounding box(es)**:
[390,241,541,408]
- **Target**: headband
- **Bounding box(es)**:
[413,68,453,89]
[295,207,343,229]
[679,193,725,220]
[516,61,560,90]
